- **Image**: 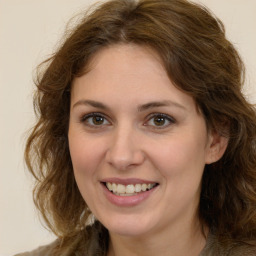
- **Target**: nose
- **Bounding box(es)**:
[105,126,145,171]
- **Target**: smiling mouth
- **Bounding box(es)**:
[104,182,159,196]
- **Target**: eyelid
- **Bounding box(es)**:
[79,112,175,130]
[144,113,176,128]
[80,112,111,126]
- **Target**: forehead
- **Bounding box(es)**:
[88,43,166,77]
[73,44,169,93]
[71,44,197,112]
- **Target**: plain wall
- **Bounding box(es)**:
[0,0,255,255]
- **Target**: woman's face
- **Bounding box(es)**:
[68,44,218,238]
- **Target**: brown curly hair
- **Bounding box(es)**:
[25,0,256,253]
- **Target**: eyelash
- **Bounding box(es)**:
[80,112,176,129]
[80,112,110,128]
[145,113,176,129]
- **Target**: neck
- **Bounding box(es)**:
[107,219,208,256]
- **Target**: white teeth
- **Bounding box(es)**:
[117,184,126,194]
[112,183,117,193]
[105,182,157,196]
[106,182,112,190]
[126,184,135,194]
[148,183,154,189]
[135,184,142,192]
[141,184,147,191]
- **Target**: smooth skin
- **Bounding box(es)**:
[68,44,228,256]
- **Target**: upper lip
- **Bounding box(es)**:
[101,178,158,185]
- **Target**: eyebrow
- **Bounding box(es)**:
[72,99,187,112]
[72,100,109,110]
[137,100,186,112]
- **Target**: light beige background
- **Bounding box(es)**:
[0,0,255,255]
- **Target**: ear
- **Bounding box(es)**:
[205,130,229,164]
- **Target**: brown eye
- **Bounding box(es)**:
[92,116,105,125]
[153,116,166,126]
[145,113,175,129]
[81,113,110,127]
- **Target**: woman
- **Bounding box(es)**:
[18,0,256,255]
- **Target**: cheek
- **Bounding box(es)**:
[150,135,207,213]
[149,134,207,179]
[68,133,104,204]
[68,132,103,178]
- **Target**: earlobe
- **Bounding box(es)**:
[205,130,229,164]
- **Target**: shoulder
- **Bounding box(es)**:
[14,222,107,256]
[14,240,59,256]
[227,242,256,256]
[200,232,256,256]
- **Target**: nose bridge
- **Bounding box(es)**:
[106,122,144,170]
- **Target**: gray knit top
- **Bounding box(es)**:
[16,224,256,256]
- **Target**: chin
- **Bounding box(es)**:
[99,214,154,237]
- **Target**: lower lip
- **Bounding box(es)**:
[101,183,158,207]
